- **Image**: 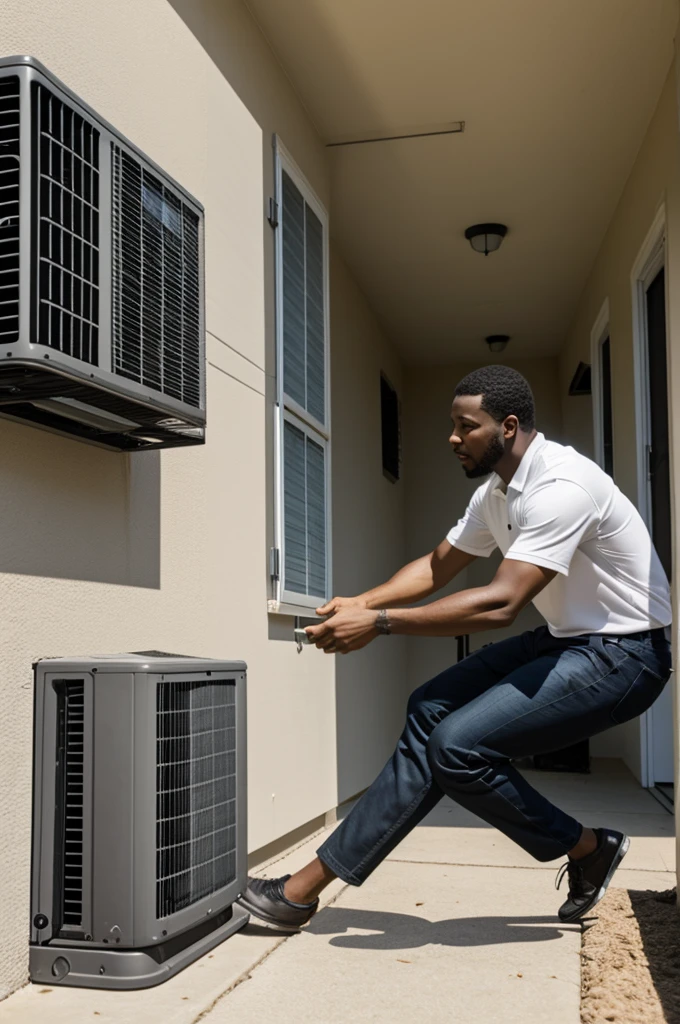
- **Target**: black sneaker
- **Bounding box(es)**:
[555,829,630,923]
[236,874,319,930]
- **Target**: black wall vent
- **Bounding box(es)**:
[380,373,401,482]
[568,361,592,396]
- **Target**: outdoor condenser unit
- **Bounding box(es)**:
[0,56,206,451]
[30,654,248,990]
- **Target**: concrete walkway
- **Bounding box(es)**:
[1,759,675,1024]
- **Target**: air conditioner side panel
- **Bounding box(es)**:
[30,665,50,944]
[235,671,248,896]
[131,669,157,947]
[91,672,135,945]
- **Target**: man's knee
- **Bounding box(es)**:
[406,682,430,718]
[426,724,486,788]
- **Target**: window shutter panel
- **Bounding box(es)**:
[281,170,326,426]
[283,419,307,595]
[305,204,325,424]
[283,419,327,598]
[282,172,306,412]
[305,433,326,597]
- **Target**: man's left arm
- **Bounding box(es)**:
[307,558,556,652]
[386,558,556,636]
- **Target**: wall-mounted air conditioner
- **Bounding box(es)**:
[0,56,206,451]
[30,653,248,989]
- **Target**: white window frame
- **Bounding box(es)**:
[589,298,610,472]
[630,201,667,789]
[271,139,332,614]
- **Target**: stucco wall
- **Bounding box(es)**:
[559,65,680,783]
[0,0,405,997]
[402,357,563,690]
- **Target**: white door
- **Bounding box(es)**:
[651,680,674,783]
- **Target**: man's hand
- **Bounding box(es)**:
[316,595,368,617]
[306,607,379,654]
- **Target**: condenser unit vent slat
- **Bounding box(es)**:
[55,679,85,930]
[0,76,20,344]
[112,145,201,409]
[33,84,100,364]
[156,679,237,919]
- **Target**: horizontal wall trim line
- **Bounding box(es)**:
[207,360,266,398]
[207,329,267,375]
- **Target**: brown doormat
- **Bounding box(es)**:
[581,888,680,1023]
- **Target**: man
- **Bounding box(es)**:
[239,365,672,930]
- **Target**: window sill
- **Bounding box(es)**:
[267,600,323,620]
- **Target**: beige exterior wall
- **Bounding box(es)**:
[402,358,563,689]
[559,65,680,783]
[0,0,405,998]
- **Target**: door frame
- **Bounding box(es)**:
[630,201,669,788]
[590,297,610,472]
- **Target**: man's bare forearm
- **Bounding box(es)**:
[354,544,477,611]
[359,554,441,609]
[378,560,556,637]
[386,586,514,636]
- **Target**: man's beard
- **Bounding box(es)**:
[463,433,505,479]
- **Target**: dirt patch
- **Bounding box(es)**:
[581,888,680,1024]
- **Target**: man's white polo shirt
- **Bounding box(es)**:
[446,433,672,637]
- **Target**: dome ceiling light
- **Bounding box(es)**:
[465,223,508,255]
[485,335,510,353]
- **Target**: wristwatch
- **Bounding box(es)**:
[375,609,392,635]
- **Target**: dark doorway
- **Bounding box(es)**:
[646,268,672,581]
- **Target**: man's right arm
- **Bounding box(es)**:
[317,542,477,617]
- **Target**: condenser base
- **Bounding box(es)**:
[29,903,250,990]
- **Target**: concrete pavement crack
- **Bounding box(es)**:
[190,882,349,1024]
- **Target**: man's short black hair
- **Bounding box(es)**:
[454,365,536,431]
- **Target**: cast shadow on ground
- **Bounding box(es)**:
[305,907,577,949]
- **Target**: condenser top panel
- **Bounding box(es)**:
[35,653,247,674]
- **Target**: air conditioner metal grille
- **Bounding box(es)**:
[34,84,100,364]
[0,76,20,345]
[156,679,237,919]
[112,146,201,409]
[55,679,85,930]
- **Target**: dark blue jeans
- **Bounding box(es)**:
[318,625,671,883]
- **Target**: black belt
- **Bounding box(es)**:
[615,626,670,642]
